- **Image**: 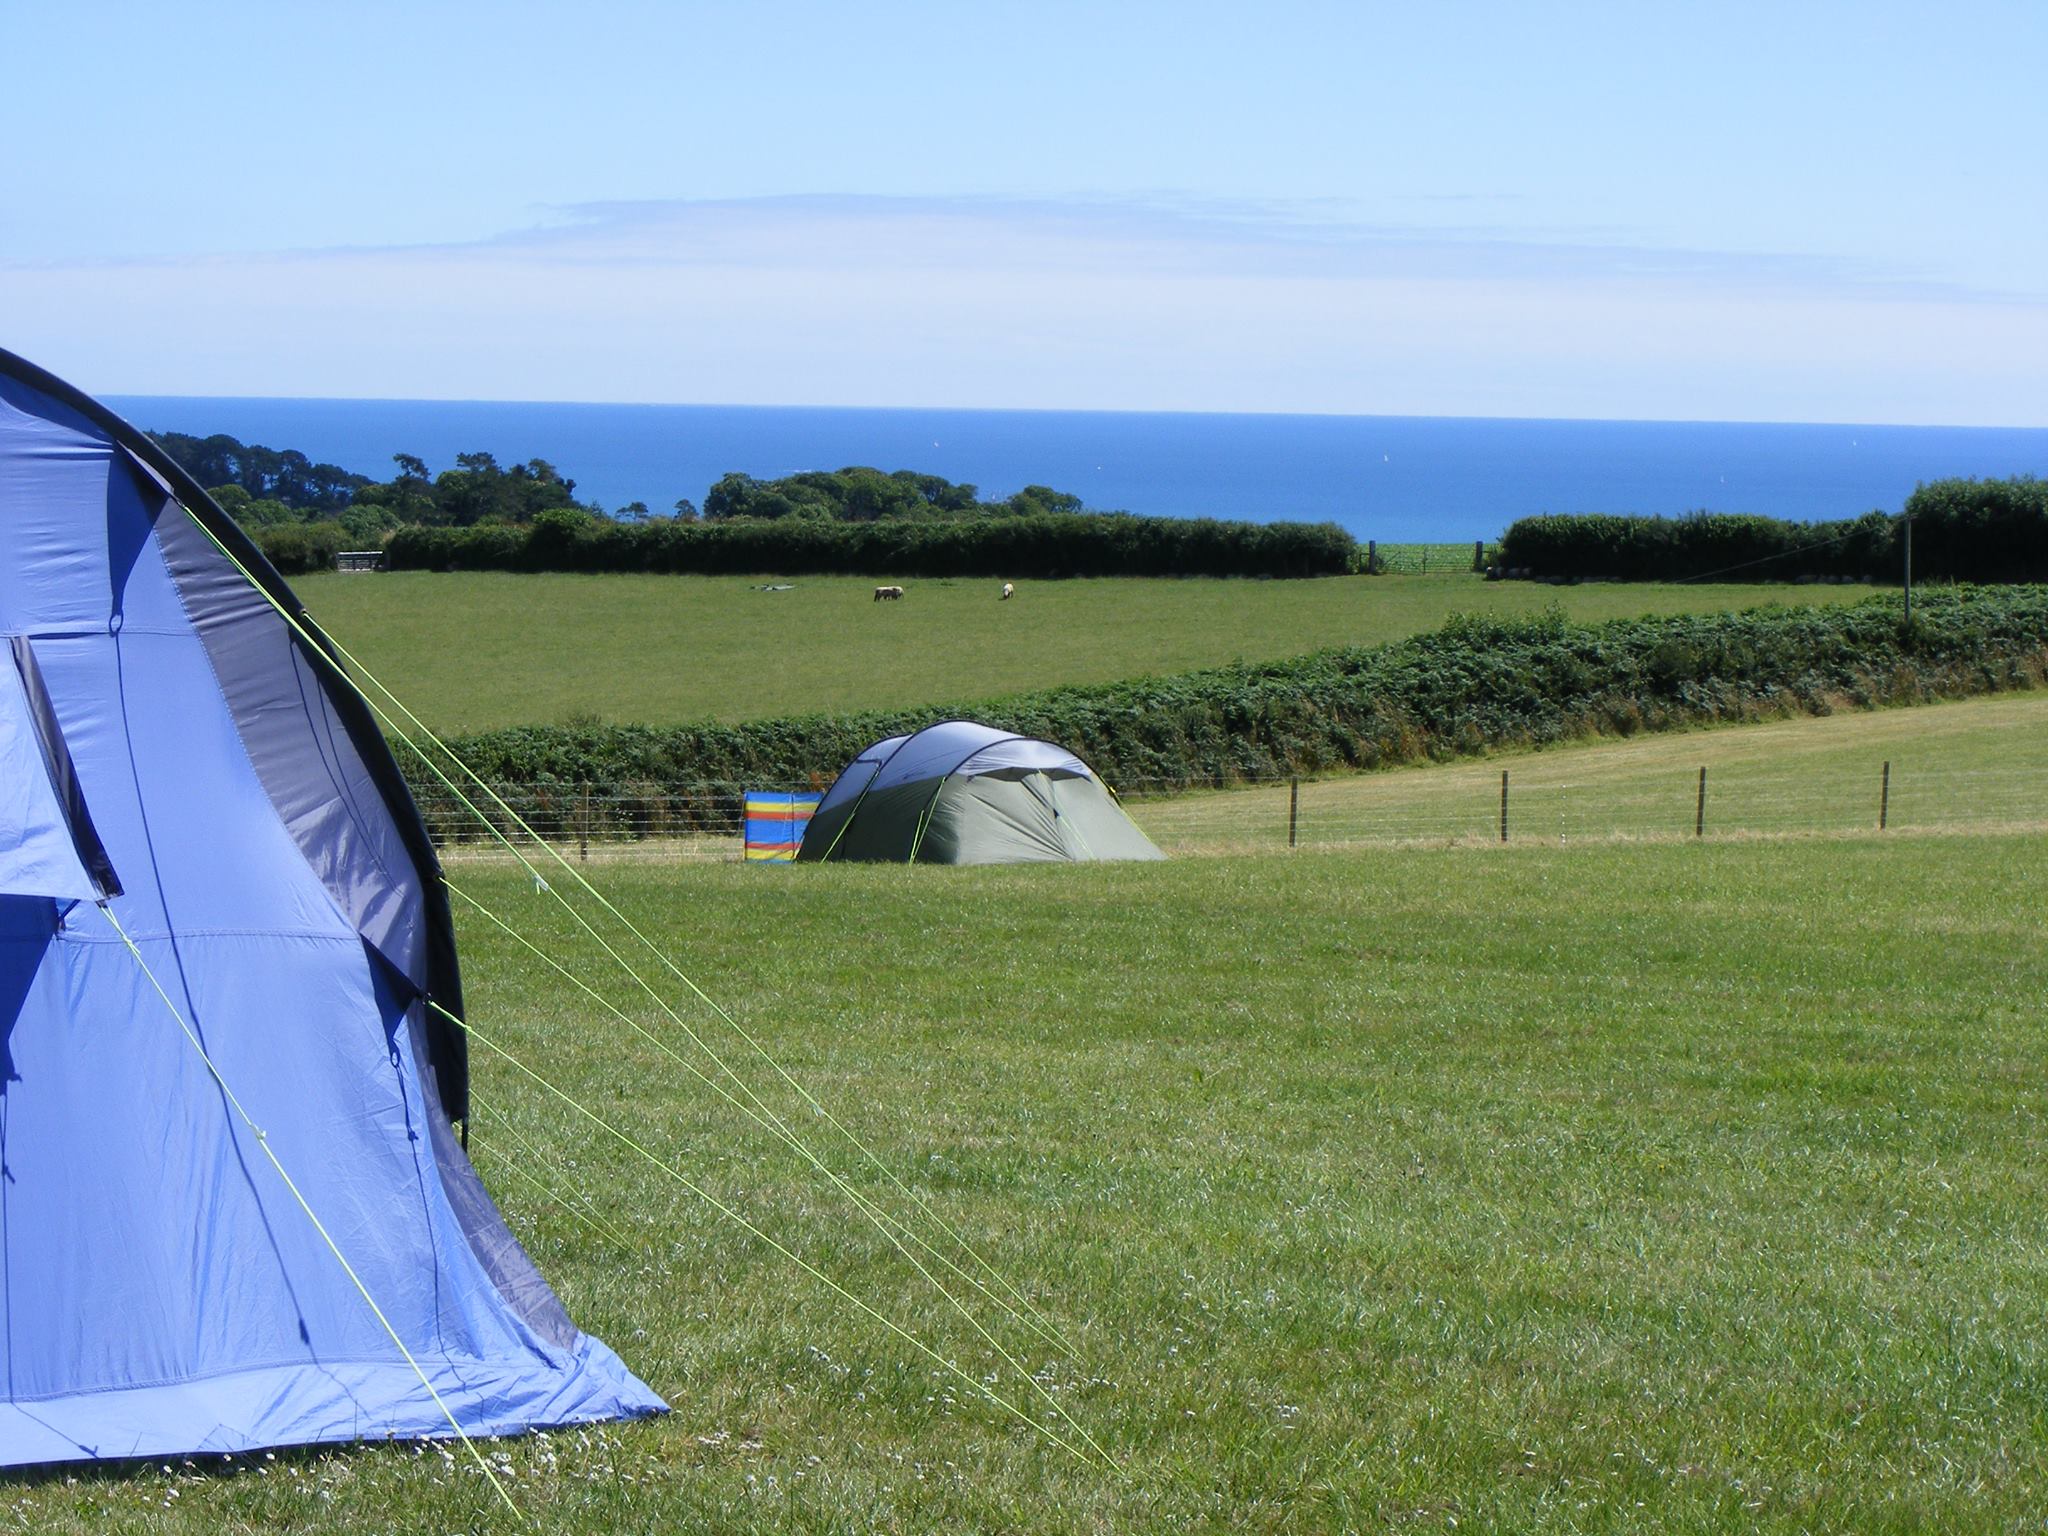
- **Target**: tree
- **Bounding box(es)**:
[1008,484,1085,517]
[392,453,432,523]
[207,483,295,529]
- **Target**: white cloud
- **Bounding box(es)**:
[5,195,2043,425]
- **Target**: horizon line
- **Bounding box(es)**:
[99,391,2048,437]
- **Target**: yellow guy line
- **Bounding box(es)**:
[471,1095,636,1250]
[448,879,1065,1350]
[435,1000,1114,1473]
[180,512,1077,1361]
[99,905,523,1521]
[443,881,1111,1465]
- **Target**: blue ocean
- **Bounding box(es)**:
[105,397,2048,544]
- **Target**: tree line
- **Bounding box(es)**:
[151,431,592,548]
[149,430,1087,531]
[148,429,1357,577]
[700,467,1084,522]
[151,431,369,512]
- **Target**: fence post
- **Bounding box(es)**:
[1367,539,1376,573]
[1288,777,1299,848]
[1500,770,1509,842]
[1879,760,1890,830]
[1695,766,1707,838]
[578,780,590,862]
[1474,539,1485,572]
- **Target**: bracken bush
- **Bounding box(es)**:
[403,587,2048,841]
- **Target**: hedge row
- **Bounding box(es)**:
[385,511,1359,579]
[1901,477,2048,581]
[1496,477,2048,583]
[403,587,2048,840]
[253,521,351,575]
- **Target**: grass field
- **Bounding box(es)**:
[292,571,1889,731]
[1134,689,2048,852]
[24,811,2048,1531]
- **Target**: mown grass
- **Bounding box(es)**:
[1133,689,2048,852]
[19,824,2048,1532]
[293,571,1887,731]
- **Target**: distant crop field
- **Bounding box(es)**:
[1369,541,1480,573]
[31,826,2048,1532]
[295,570,1887,731]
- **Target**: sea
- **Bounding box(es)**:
[105,397,2048,544]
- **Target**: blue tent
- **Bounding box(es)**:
[0,349,663,1465]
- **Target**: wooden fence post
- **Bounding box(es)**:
[578,780,590,862]
[1695,766,1707,838]
[1500,770,1509,842]
[1288,777,1299,848]
[1879,760,1890,830]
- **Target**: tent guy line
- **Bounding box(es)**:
[470,1094,637,1251]
[445,877,1073,1355]
[173,483,1108,1464]
[440,873,1116,1466]
[433,1000,1116,1472]
[98,902,523,1520]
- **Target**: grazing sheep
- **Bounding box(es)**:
[872,584,905,601]
[1000,582,1014,600]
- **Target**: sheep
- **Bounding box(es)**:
[1000,582,1014,600]
[872,584,905,602]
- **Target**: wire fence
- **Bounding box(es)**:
[1138,763,2047,850]
[418,758,2047,863]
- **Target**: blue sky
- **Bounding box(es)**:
[3,1,2042,424]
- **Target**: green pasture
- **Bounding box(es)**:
[293,570,1887,732]
[1133,689,2048,852]
[29,818,2048,1532]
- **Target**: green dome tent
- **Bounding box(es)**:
[798,722,1165,865]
